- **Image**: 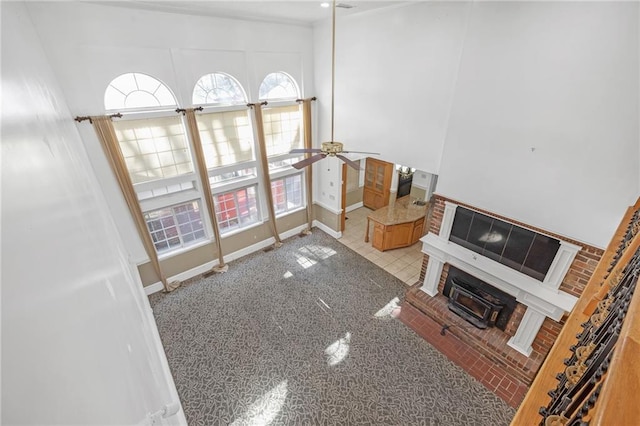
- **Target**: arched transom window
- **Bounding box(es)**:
[104,72,176,110]
[192,72,247,106]
[259,72,299,101]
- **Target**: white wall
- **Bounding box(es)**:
[314,1,638,248]
[313,2,471,175]
[26,1,315,263]
[1,3,185,424]
[437,1,639,248]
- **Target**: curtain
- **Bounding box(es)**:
[251,102,282,246]
[184,109,228,272]
[91,116,180,292]
[301,99,314,233]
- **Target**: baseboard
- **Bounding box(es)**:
[144,281,166,296]
[312,220,342,238]
[144,224,309,295]
[346,202,363,213]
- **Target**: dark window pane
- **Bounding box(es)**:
[522,234,560,279]
[501,227,535,269]
[151,230,165,242]
[466,213,493,253]
[161,217,175,228]
[450,208,473,245]
[165,226,178,238]
[482,221,511,262]
[175,212,189,224]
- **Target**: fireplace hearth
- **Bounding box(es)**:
[444,267,516,331]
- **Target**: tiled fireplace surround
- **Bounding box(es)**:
[403,196,603,407]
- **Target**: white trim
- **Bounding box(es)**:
[440,201,458,241]
[507,307,546,356]
[420,257,445,297]
[197,104,249,114]
[314,200,342,215]
[312,219,342,238]
[439,201,581,290]
[112,109,179,121]
[346,202,363,213]
[420,233,577,316]
[542,240,582,288]
[144,224,308,295]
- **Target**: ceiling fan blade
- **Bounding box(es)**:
[336,154,361,170]
[290,148,322,154]
[341,150,381,155]
[291,153,326,169]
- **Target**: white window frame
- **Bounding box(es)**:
[213,184,262,237]
[271,172,306,217]
[192,72,248,107]
[113,111,214,250]
[260,100,308,217]
[143,199,209,257]
[196,104,267,230]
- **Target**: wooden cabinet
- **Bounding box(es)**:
[412,217,425,243]
[363,158,393,210]
[371,217,425,252]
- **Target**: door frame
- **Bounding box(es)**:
[341,163,347,232]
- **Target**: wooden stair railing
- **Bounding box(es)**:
[511,198,640,425]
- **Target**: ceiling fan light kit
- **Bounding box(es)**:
[290,0,377,171]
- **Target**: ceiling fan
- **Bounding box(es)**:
[290,0,379,171]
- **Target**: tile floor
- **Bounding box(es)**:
[336,206,424,286]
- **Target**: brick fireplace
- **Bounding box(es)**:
[402,195,603,406]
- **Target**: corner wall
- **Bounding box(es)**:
[1,3,184,423]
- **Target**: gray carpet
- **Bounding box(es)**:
[150,230,515,425]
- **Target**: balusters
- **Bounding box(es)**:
[603,208,640,280]
[539,245,640,424]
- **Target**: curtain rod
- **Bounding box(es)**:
[77,98,303,121]
[247,101,268,108]
[74,113,122,123]
[176,107,203,115]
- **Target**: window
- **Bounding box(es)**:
[257,72,306,216]
[196,110,255,168]
[196,108,263,233]
[106,73,208,256]
[259,72,299,101]
[114,116,194,184]
[144,201,205,253]
[105,73,176,111]
[192,73,246,106]
[262,104,304,170]
[271,174,303,215]
[214,186,260,234]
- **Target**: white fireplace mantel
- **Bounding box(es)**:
[419,201,582,356]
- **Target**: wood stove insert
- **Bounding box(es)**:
[444,267,517,331]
